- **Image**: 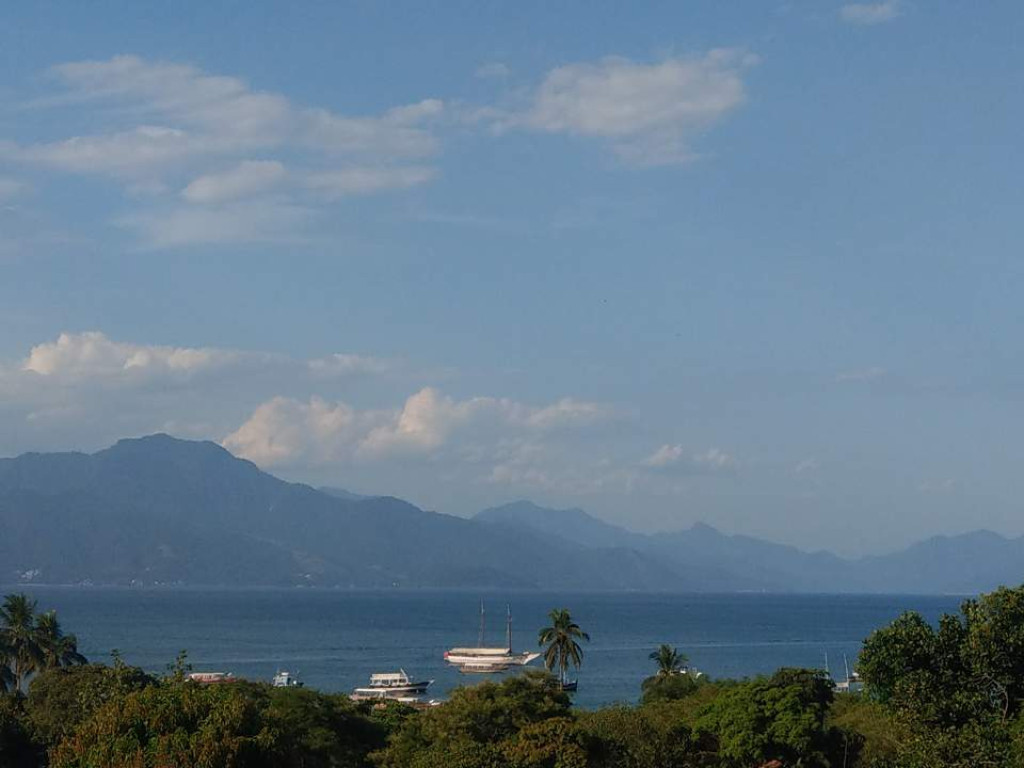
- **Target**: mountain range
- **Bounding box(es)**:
[0,434,1020,594]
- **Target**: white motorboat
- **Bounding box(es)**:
[350,669,433,701]
[272,670,303,688]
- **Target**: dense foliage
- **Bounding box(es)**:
[1,594,87,695]
[856,584,1024,766]
[6,585,1024,766]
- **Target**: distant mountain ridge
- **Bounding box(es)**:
[476,501,1024,594]
[0,435,1020,593]
[0,435,681,590]
[318,487,377,502]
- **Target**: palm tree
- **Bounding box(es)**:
[649,644,688,676]
[0,593,44,692]
[537,608,589,686]
[0,593,87,694]
[35,611,87,669]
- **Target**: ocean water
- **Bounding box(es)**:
[9,588,963,709]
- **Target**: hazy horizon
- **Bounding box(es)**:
[3,2,1022,557]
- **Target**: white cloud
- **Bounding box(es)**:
[303,166,436,198]
[116,199,315,248]
[521,398,610,430]
[840,2,901,25]
[21,331,254,380]
[222,396,377,466]
[223,387,612,467]
[498,51,755,166]
[303,100,443,157]
[17,126,203,179]
[3,55,444,246]
[13,331,394,388]
[835,366,886,383]
[182,160,287,203]
[644,444,738,473]
[360,388,463,455]
[0,331,398,465]
[48,55,292,143]
[362,389,610,458]
[23,55,442,174]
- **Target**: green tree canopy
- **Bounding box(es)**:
[376,671,571,768]
[25,662,156,747]
[694,668,845,768]
[49,678,386,768]
[640,671,702,705]
[859,585,1024,728]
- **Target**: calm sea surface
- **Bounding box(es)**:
[8,588,963,708]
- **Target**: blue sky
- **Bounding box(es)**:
[2,1,1022,555]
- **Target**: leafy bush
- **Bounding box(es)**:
[26,662,156,747]
[48,679,385,768]
[693,668,848,768]
[639,671,702,705]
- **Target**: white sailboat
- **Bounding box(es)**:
[834,655,863,693]
[445,603,541,673]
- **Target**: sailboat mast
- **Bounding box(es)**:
[506,604,512,652]
[479,601,485,647]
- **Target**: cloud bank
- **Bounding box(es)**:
[2,50,754,247]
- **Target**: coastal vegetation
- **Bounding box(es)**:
[4,586,1024,766]
[1,594,86,694]
[640,645,703,705]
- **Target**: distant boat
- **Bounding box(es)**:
[560,680,578,692]
[834,655,863,693]
[188,671,236,684]
[350,670,433,701]
[445,603,541,673]
[825,653,863,693]
[272,670,303,688]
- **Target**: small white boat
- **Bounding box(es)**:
[188,671,236,685]
[350,670,433,701]
[272,670,303,688]
[445,604,541,673]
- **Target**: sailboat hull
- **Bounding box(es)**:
[444,650,541,672]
